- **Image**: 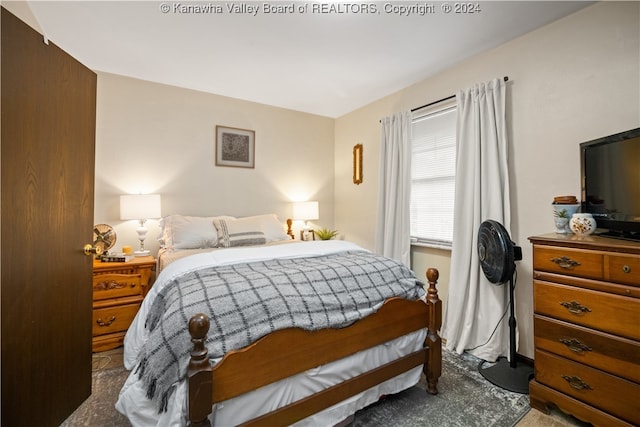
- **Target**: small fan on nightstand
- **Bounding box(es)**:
[476,219,534,394]
[93,224,116,256]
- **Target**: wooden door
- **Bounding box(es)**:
[1,7,97,426]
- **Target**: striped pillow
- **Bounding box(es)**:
[213,218,267,248]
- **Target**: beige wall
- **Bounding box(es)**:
[94,73,335,255]
[334,2,640,358]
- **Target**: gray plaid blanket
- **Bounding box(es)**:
[135,250,425,412]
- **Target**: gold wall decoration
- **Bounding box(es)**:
[353,143,363,185]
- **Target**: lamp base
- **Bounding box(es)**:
[478,358,534,394]
[134,250,150,257]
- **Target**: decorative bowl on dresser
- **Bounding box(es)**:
[529,234,640,427]
[92,256,156,352]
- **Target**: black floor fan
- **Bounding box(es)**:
[476,220,534,394]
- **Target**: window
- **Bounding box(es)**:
[410,100,457,248]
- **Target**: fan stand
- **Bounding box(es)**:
[478,276,534,394]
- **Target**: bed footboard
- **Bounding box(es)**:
[187,267,442,427]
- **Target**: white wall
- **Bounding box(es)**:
[94,73,335,255]
[334,1,640,358]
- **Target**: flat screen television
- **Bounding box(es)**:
[580,127,640,240]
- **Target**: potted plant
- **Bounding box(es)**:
[551,196,581,234]
[315,228,339,240]
[552,206,571,233]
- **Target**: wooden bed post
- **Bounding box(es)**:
[424,267,442,395]
[286,218,294,239]
[188,313,213,427]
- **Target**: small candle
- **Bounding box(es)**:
[122,246,132,255]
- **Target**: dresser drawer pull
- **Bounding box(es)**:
[560,300,592,315]
[622,264,631,274]
[550,256,581,269]
[96,316,116,327]
[561,375,593,391]
[559,338,592,353]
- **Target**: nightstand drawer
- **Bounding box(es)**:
[92,256,155,352]
[92,302,140,337]
[534,315,640,383]
[93,273,142,301]
[533,246,603,280]
[535,349,640,425]
[534,281,640,340]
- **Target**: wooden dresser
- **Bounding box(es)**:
[92,256,156,352]
[528,234,640,426]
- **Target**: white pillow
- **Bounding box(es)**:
[212,214,289,247]
[239,214,290,242]
[161,214,234,249]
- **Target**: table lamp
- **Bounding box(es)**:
[293,201,319,240]
[120,194,161,256]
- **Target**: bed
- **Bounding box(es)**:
[116,214,442,426]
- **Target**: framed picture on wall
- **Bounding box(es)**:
[215,125,255,168]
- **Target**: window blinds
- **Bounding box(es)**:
[410,104,457,246]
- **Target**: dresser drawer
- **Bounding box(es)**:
[534,281,640,340]
[93,273,143,301]
[534,315,640,383]
[92,302,140,337]
[607,254,640,286]
[533,246,603,280]
[535,349,640,425]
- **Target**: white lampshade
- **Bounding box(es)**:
[120,194,161,220]
[293,201,319,221]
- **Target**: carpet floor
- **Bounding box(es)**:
[348,350,530,427]
[61,359,130,427]
[62,348,537,426]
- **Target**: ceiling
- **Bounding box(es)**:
[19,1,592,118]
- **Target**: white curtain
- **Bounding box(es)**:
[375,111,412,266]
[441,78,512,362]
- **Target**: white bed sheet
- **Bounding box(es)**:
[117,330,425,426]
[116,240,427,426]
[156,247,211,272]
[156,239,298,272]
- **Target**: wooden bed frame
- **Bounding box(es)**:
[186,267,442,427]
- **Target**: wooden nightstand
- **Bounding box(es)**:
[92,256,156,352]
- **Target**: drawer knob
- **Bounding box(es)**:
[551,256,581,269]
[96,316,116,327]
[622,264,631,274]
[559,338,592,353]
[560,300,592,315]
[561,375,593,391]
